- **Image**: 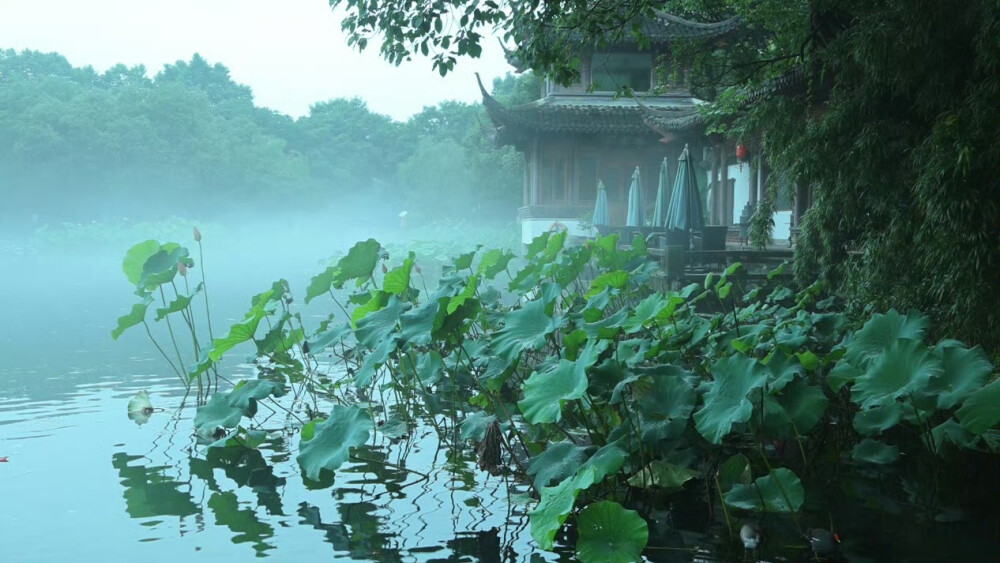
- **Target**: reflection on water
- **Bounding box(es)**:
[1,363,999,562]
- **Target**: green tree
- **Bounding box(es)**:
[332,0,1000,350]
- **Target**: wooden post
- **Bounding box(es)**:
[709,146,719,224]
[720,143,730,225]
[748,154,758,208]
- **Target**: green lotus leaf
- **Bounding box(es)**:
[851,338,941,409]
[355,336,398,388]
[723,468,804,513]
[576,501,648,563]
[205,426,268,451]
[296,405,372,481]
[111,297,153,340]
[127,390,153,414]
[414,349,445,386]
[623,293,667,333]
[355,294,404,346]
[492,297,567,362]
[332,238,382,289]
[926,344,993,410]
[796,350,820,371]
[931,418,980,451]
[694,355,769,444]
[955,378,1000,435]
[194,393,247,437]
[529,468,597,550]
[852,438,899,464]
[308,322,351,352]
[586,270,630,298]
[627,460,699,491]
[776,378,829,435]
[477,248,516,279]
[827,360,864,391]
[383,253,414,296]
[447,274,479,314]
[616,338,651,366]
[459,411,496,442]
[227,380,286,411]
[583,308,629,340]
[396,298,439,348]
[716,454,751,491]
[153,283,203,322]
[305,265,335,304]
[578,443,627,481]
[209,315,263,361]
[853,402,905,435]
[846,309,928,366]
[528,440,588,489]
[137,243,189,289]
[519,340,604,424]
[452,246,480,271]
[122,239,162,286]
[763,349,803,391]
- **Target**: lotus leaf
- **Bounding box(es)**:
[852,439,899,464]
[491,297,566,362]
[716,454,751,491]
[627,460,698,491]
[519,340,604,424]
[694,355,769,444]
[296,405,372,480]
[955,378,1000,435]
[723,468,804,512]
[332,238,382,289]
[852,338,940,409]
[529,468,597,550]
[575,501,648,563]
[122,239,162,286]
[355,294,405,347]
[112,298,153,340]
[925,344,993,410]
[846,309,928,366]
[578,443,626,481]
[623,293,667,334]
[527,440,588,488]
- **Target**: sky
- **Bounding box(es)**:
[0,0,516,121]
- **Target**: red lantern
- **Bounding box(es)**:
[735,143,749,171]
[735,144,749,161]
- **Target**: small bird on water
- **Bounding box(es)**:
[806,528,841,558]
[740,523,763,550]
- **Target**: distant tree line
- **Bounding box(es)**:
[0,50,540,224]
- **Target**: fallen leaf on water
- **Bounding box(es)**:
[127,390,155,426]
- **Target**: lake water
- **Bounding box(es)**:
[2,238,997,562]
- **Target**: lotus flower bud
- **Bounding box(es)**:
[193,227,202,242]
[414,263,422,274]
[381,263,388,274]
[177,261,187,276]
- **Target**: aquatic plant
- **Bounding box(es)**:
[113,229,998,561]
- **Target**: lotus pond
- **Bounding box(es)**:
[1,229,998,562]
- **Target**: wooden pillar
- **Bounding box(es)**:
[793,182,809,226]
[709,146,719,224]
[719,143,730,225]
[748,155,758,208]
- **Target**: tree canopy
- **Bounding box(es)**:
[0,49,535,224]
[332,0,999,349]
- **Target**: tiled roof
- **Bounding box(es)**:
[477,75,704,144]
[504,12,742,70]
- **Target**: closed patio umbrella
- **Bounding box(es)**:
[664,145,705,248]
[592,180,610,231]
[625,166,644,227]
[652,157,670,228]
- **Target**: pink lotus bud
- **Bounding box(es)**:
[193,227,202,242]
[381,263,388,274]
[414,263,422,274]
[177,261,187,276]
